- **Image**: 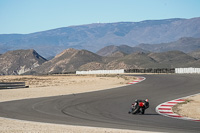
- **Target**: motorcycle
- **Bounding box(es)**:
[128,101,146,114]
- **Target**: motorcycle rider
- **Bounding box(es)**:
[128,99,149,114]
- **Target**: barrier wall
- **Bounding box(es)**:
[76,68,200,74]
[0,82,29,89]
[125,68,175,73]
[76,69,124,74]
[175,68,200,74]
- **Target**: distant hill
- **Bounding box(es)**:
[1,48,200,75]
[105,51,198,69]
[97,37,200,56]
[138,37,200,53]
[148,51,197,68]
[105,52,157,69]
[107,51,127,58]
[188,50,200,59]
[0,49,47,75]
[26,48,104,74]
[96,45,148,56]
[0,17,200,58]
[24,49,200,75]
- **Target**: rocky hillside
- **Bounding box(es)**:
[26,48,104,74]
[107,51,127,58]
[0,49,47,75]
[25,49,200,75]
[0,17,200,58]
[96,45,148,56]
[105,51,198,69]
[188,50,200,59]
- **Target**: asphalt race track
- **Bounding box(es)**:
[0,75,200,132]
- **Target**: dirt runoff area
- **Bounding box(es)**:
[0,74,159,133]
[173,94,200,120]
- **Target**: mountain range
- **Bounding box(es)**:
[1,47,199,75]
[138,37,200,53]
[0,17,200,58]
[96,37,200,56]
[25,48,200,75]
[96,45,148,56]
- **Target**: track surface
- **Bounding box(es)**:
[0,75,200,132]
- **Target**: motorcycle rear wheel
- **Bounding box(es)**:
[132,106,140,114]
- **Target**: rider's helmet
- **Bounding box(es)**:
[145,99,149,102]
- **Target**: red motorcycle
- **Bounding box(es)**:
[128,99,149,114]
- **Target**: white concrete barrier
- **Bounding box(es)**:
[175,68,200,74]
[76,69,124,74]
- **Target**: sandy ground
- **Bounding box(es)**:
[173,94,200,119]
[0,74,160,133]
[0,74,136,102]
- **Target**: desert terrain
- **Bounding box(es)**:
[0,74,136,102]
[173,94,200,119]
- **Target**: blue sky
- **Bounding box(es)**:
[0,0,200,34]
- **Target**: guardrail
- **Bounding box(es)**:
[0,82,29,90]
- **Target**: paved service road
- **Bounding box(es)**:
[0,75,200,132]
